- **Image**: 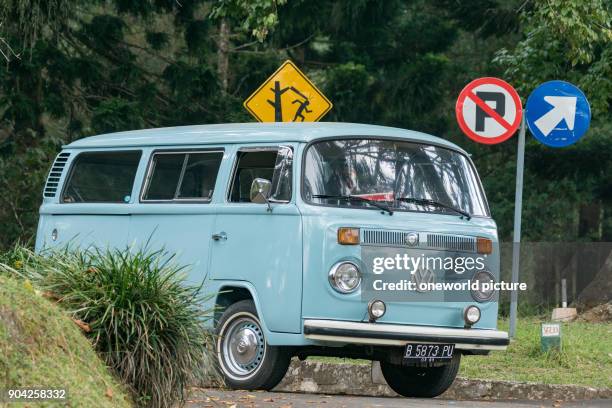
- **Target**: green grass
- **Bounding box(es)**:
[309,318,612,389]
[460,318,612,388]
[0,275,132,407]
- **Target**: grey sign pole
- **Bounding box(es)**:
[509,117,526,338]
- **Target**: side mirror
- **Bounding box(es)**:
[250,178,272,205]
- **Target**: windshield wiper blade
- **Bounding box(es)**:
[395,197,471,220]
[312,194,393,215]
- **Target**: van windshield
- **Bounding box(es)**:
[303,139,489,217]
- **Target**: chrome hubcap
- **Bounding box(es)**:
[222,316,265,377]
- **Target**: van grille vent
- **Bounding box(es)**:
[361,229,477,252]
[43,152,70,198]
[362,229,410,247]
[427,233,476,252]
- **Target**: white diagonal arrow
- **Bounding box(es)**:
[534,96,577,137]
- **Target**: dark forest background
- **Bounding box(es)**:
[0,0,609,257]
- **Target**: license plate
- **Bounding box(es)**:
[404,343,454,361]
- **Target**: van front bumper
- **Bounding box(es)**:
[304,319,509,351]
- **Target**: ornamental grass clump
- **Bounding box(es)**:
[1,246,218,408]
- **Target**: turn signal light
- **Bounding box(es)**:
[477,237,493,254]
[338,227,360,245]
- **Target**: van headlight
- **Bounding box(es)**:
[464,305,481,326]
[329,262,361,293]
[470,270,496,302]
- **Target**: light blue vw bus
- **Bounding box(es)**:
[36,123,509,398]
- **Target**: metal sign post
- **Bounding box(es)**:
[509,117,526,338]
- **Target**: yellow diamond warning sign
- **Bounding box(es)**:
[243,60,332,122]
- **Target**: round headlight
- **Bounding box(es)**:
[368,299,386,321]
[470,270,496,302]
[329,262,361,293]
[464,305,481,325]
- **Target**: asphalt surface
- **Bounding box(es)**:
[187,389,612,408]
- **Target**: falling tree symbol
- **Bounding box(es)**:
[267,81,312,122]
[267,81,291,122]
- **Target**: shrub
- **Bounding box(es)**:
[1,246,218,408]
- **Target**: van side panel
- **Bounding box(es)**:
[208,143,303,334]
[127,146,230,288]
[128,208,217,287]
[209,206,303,333]
[38,212,130,250]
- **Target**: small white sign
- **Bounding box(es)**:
[541,323,561,337]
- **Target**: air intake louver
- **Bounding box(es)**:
[43,152,70,198]
[362,229,411,246]
[361,229,477,253]
[427,233,476,252]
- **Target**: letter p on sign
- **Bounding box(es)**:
[456,77,523,145]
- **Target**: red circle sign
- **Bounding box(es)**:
[455,77,523,145]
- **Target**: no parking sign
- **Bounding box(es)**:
[455,77,523,144]
[454,76,591,339]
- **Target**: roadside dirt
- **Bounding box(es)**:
[579,302,612,323]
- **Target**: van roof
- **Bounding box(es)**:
[65,122,466,153]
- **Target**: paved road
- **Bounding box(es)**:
[187,389,611,408]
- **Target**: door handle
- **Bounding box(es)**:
[212,232,227,241]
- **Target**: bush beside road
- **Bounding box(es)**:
[1,246,218,408]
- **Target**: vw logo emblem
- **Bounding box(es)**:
[405,232,419,246]
[411,269,435,292]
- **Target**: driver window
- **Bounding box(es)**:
[229,147,293,203]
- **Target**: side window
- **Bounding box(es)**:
[142,151,223,201]
[62,151,141,203]
[229,146,293,203]
[145,153,184,200]
[178,153,223,199]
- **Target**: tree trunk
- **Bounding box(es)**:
[217,19,229,93]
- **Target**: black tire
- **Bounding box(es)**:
[380,354,461,398]
[215,299,290,390]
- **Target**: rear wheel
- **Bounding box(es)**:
[380,354,461,398]
[215,300,290,390]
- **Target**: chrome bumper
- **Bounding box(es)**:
[304,319,509,351]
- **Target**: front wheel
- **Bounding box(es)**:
[215,300,290,390]
[380,354,461,398]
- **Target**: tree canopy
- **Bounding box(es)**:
[0,0,610,248]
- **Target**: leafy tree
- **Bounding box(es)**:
[0,0,609,255]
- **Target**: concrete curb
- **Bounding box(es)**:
[271,360,612,401]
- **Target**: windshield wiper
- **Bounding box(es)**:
[395,197,471,220]
[312,194,393,215]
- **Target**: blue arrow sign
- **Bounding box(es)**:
[525,80,591,147]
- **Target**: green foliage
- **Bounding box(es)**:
[495,0,612,115]
[0,136,63,248]
[91,98,145,134]
[1,246,219,408]
[0,0,609,248]
[0,274,132,407]
[211,0,287,41]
